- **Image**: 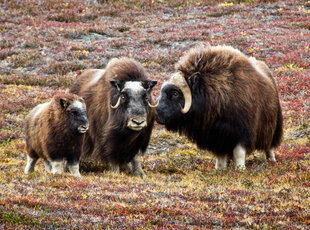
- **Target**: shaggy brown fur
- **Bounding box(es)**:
[156,45,283,168]
[70,57,156,176]
[24,93,88,176]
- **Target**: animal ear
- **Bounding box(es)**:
[60,98,68,109]
[143,80,157,92]
[110,79,122,92]
[187,72,201,88]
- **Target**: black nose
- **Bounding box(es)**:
[81,125,89,130]
[78,124,89,133]
[132,119,144,125]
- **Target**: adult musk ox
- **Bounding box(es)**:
[156,45,283,169]
[70,57,157,177]
[24,93,89,177]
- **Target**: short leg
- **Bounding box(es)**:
[63,160,69,172]
[24,155,38,174]
[233,144,246,170]
[215,154,228,170]
[120,162,132,173]
[44,159,52,172]
[108,162,120,174]
[265,149,276,162]
[67,162,81,177]
[131,154,146,178]
[65,155,81,177]
[51,160,64,175]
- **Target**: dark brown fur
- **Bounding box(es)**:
[24,94,87,164]
[70,57,156,166]
[158,45,283,156]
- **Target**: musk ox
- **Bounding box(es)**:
[24,93,89,177]
[156,45,283,169]
[70,57,157,177]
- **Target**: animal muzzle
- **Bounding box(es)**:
[127,117,147,131]
[78,124,89,133]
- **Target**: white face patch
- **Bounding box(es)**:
[123,81,144,94]
[88,69,105,87]
[71,100,85,111]
[32,102,50,120]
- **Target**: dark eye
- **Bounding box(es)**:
[171,90,179,99]
[120,94,127,101]
[71,110,79,116]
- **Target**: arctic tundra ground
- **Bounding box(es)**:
[0,0,309,228]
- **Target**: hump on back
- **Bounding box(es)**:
[156,44,283,170]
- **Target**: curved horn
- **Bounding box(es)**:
[148,100,159,108]
[169,72,192,114]
[110,97,121,109]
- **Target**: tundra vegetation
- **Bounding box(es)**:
[0,0,309,229]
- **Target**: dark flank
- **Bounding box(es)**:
[70,57,157,177]
[24,93,89,177]
[156,45,283,169]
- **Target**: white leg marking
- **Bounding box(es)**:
[266,149,276,162]
[24,155,38,174]
[51,161,64,174]
[67,163,81,177]
[131,154,145,178]
[233,144,246,170]
[215,154,228,170]
[44,159,52,172]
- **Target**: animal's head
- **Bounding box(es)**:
[156,71,201,128]
[56,94,89,134]
[109,79,157,131]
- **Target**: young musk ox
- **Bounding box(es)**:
[70,57,157,177]
[156,45,283,169]
[24,93,89,177]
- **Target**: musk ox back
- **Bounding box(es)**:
[156,45,283,169]
[24,93,89,177]
[70,57,157,177]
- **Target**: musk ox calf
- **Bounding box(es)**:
[70,57,157,177]
[156,45,283,169]
[24,93,89,177]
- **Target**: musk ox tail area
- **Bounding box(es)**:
[271,105,283,148]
